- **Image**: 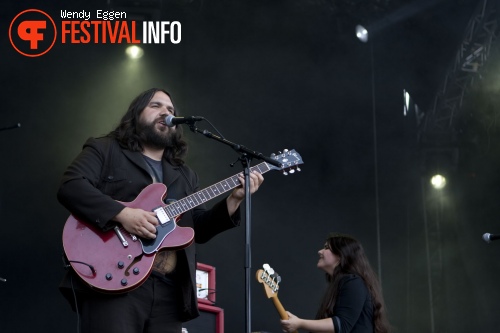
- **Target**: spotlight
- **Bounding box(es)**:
[404,89,410,116]
[125,45,144,59]
[430,174,446,189]
[355,25,369,43]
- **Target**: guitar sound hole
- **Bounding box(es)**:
[124,254,143,276]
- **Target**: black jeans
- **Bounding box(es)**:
[79,274,182,333]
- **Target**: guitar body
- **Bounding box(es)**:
[62,183,194,293]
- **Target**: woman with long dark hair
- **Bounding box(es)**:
[281,233,391,333]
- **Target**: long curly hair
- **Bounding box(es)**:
[107,88,188,165]
[315,233,391,333]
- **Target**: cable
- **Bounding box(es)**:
[70,274,81,333]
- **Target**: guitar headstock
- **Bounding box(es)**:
[269,149,303,176]
[256,263,281,299]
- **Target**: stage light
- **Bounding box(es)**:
[404,90,410,115]
[430,174,446,189]
[355,25,369,43]
[125,45,144,59]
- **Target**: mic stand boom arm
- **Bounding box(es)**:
[188,124,276,333]
[188,125,282,167]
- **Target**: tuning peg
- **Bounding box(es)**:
[289,169,295,174]
[283,149,289,154]
[282,171,288,176]
[296,167,301,172]
[263,263,270,271]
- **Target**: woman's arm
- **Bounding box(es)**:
[281,311,334,333]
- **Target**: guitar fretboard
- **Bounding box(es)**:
[162,162,271,218]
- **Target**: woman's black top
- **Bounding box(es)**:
[331,274,373,333]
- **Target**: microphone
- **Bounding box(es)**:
[482,233,500,243]
[165,115,204,127]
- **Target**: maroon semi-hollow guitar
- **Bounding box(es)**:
[62,149,303,294]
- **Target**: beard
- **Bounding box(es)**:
[137,118,175,149]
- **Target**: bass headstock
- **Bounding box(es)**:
[256,263,281,299]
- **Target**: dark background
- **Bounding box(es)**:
[2,0,500,332]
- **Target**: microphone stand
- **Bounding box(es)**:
[188,123,280,333]
[0,123,21,132]
[0,123,18,283]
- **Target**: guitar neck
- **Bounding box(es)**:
[271,296,298,333]
[162,161,271,218]
[271,296,288,319]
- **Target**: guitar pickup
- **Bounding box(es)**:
[153,207,170,224]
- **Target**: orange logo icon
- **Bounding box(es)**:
[9,9,57,57]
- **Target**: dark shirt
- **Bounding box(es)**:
[142,155,163,183]
[332,274,373,333]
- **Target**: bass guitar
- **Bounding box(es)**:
[63,149,303,293]
[256,263,298,333]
